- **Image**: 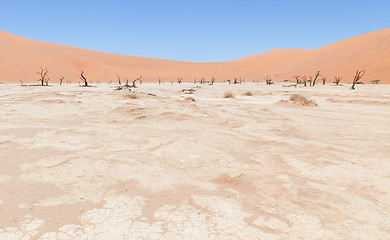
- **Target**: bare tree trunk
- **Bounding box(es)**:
[80,71,88,87]
[312,71,320,86]
[45,77,50,86]
[37,67,49,86]
[334,76,342,85]
[293,76,300,87]
[59,76,64,85]
[351,70,366,90]
[302,75,307,86]
[210,76,215,85]
[264,76,273,85]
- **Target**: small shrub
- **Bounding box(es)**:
[242,91,253,96]
[371,79,380,84]
[184,97,196,102]
[125,93,138,99]
[289,94,317,106]
[223,91,235,98]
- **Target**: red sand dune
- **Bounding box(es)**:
[0,28,389,84]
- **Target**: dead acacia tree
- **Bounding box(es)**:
[200,77,205,84]
[20,80,25,86]
[226,79,231,84]
[233,78,241,84]
[312,71,320,86]
[37,67,49,86]
[131,75,143,88]
[123,79,130,87]
[59,76,64,85]
[117,75,122,85]
[308,76,313,86]
[351,69,366,90]
[293,76,300,86]
[79,71,88,87]
[322,76,327,85]
[210,76,215,85]
[334,76,342,85]
[264,76,273,85]
[177,77,182,84]
[301,75,307,86]
[44,77,50,86]
[158,78,162,85]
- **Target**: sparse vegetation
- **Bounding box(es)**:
[371,79,380,84]
[242,91,253,96]
[184,96,196,102]
[125,93,138,99]
[182,88,195,94]
[289,94,317,106]
[224,91,235,98]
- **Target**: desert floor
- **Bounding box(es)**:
[0,82,389,239]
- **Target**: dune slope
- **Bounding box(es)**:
[0,28,389,83]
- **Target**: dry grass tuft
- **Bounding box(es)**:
[125,93,138,99]
[242,91,253,96]
[224,91,235,98]
[289,94,317,106]
[184,97,196,102]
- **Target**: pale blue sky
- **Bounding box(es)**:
[1,0,389,62]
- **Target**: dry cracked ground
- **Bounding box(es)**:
[0,82,389,239]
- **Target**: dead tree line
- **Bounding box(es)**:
[28,67,369,90]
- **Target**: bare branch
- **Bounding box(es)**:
[59,76,64,85]
[351,70,366,90]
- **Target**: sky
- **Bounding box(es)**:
[1,0,389,62]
